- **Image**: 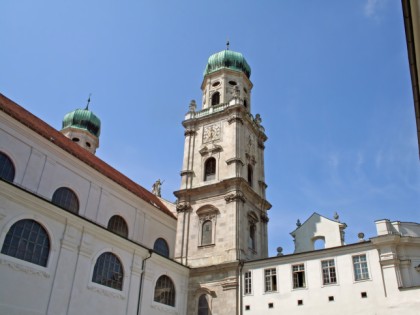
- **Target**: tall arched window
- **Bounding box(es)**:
[0,151,15,182]
[243,99,248,109]
[52,187,79,214]
[247,164,253,187]
[154,238,169,257]
[92,252,124,290]
[204,158,216,181]
[1,219,50,267]
[154,275,175,307]
[198,294,210,315]
[249,223,256,251]
[107,215,128,238]
[211,92,220,106]
[201,220,212,246]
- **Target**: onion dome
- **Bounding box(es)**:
[62,107,101,137]
[204,49,251,78]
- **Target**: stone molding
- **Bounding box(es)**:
[87,284,126,300]
[260,214,269,224]
[0,258,50,278]
[176,201,192,213]
[225,192,245,203]
[180,170,194,177]
[199,144,223,156]
[184,129,196,136]
[221,276,238,291]
[225,157,244,166]
[227,115,244,125]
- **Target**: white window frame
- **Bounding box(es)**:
[244,271,252,295]
[264,268,277,293]
[292,263,306,289]
[352,254,370,281]
[321,259,337,286]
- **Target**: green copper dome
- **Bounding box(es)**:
[62,108,101,137]
[204,50,251,78]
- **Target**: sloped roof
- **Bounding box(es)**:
[0,93,176,220]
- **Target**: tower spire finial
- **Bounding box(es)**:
[226,39,230,50]
[85,93,91,110]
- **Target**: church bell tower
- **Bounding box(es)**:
[174,47,271,267]
[174,46,271,314]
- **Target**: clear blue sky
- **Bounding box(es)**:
[1,0,419,255]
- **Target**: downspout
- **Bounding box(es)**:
[237,260,245,315]
[137,249,153,315]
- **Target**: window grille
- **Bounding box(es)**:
[107,215,128,238]
[1,219,50,267]
[52,187,79,214]
[154,275,175,307]
[0,151,15,182]
[92,252,124,290]
[154,238,169,257]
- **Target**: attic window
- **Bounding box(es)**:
[212,81,220,87]
[72,137,79,142]
[86,142,91,148]
[229,80,237,86]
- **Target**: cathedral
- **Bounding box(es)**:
[1,47,420,315]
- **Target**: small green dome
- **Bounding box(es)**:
[204,50,251,78]
[62,108,101,137]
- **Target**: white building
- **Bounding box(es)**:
[1,43,419,315]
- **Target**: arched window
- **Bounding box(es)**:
[154,238,169,257]
[204,158,216,181]
[107,215,128,238]
[247,164,253,187]
[0,151,15,182]
[1,219,50,267]
[154,275,175,307]
[201,220,212,246]
[92,252,124,291]
[52,187,79,214]
[211,92,220,106]
[198,294,210,315]
[243,99,248,108]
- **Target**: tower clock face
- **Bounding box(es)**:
[203,123,221,143]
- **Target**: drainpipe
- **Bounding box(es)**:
[237,260,245,315]
[137,249,153,315]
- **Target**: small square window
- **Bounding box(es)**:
[297,299,303,306]
[245,305,250,311]
[328,296,334,302]
[268,302,274,309]
[361,292,368,298]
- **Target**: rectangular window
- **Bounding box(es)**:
[353,254,370,281]
[292,264,306,288]
[322,259,337,285]
[244,271,252,295]
[264,268,277,292]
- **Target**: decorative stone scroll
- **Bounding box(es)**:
[260,214,269,224]
[151,303,179,314]
[224,192,245,203]
[0,258,50,278]
[225,157,244,166]
[87,284,126,300]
